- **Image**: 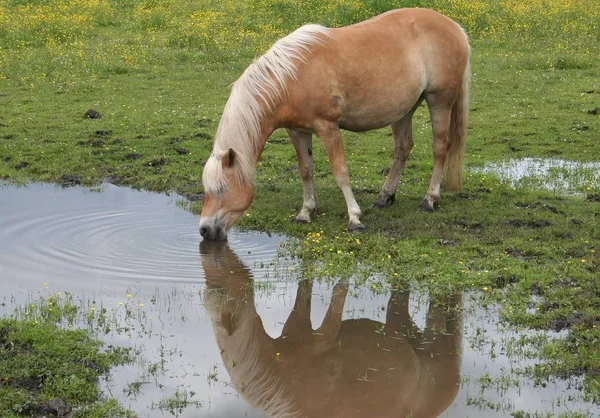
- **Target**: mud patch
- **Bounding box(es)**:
[14,161,28,170]
[59,174,82,188]
[103,175,125,185]
[78,139,105,147]
[83,109,102,119]
[283,165,298,174]
[448,219,484,230]
[586,194,600,202]
[92,130,112,138]
[39,398,71,417]
[505,219,551,229]
[174,147,189,155]
[147,157,167,167]
[194,132,212,140]
[515,201,565,214]
[182,192,204,202]
[551,312,600,332]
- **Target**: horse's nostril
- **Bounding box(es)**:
[200,227,209,238]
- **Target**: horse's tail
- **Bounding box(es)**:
[444,47,470,192]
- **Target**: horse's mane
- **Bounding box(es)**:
[202,24,331,194]
[204,288,301,418]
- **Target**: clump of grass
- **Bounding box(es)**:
[151,387,201,416]
[0,317,133,417]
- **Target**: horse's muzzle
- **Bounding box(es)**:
[199,223,227,241]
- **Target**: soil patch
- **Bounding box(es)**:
[59,174,82,188]
[84,109,102,119]
[586,194,600,202]
[147,157,167,167]
[14,161,28,170]
[505,219,551,229]
[195,132,212,140]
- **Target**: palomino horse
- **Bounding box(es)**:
[200,8,470,240]
[200,241,463,417]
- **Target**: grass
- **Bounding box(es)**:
[151,387,202,415]
[0,0,599,413]
[0,306,134,417]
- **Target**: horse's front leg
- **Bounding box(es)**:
[315,124,365,231]
[287,129,317,223]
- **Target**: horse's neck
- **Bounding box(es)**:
[215,92,277,166]
[253,113,277,160]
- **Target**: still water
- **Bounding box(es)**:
[0,183,597,417]
[475,157,600,195]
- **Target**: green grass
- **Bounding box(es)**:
[0,317,133,417]
[1,0,600,412]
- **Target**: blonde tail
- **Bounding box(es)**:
[444,54,470,192]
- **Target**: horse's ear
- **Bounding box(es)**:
[221,148,236,168]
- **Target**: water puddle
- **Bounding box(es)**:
[475,158,599,195]
[0,183,597,417]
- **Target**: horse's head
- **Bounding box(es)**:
[200,148,255,241]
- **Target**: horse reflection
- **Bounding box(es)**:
[200,242,463,418]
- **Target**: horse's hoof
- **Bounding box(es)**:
[371,194,395,209]
[419,200,435,213]
[348,223,366,233]
[293,218,309,224]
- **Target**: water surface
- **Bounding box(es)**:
[0,183,596,417]
[475,157,600,195]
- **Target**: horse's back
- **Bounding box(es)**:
[330,8,469,87]
[282,8,469,132]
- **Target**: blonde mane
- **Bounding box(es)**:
[202,24,331,194]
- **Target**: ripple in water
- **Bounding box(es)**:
[0,183,283,289]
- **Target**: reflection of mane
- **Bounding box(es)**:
[200,242,463,418]
[205,296,299,418]
[201,243,300,418]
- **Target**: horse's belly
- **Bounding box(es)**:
[338,94,421,132]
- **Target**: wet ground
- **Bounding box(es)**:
[475,158,600,196]
[0,183,598,417]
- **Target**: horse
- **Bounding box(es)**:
[200,241,464,417]
[199,8,470,240]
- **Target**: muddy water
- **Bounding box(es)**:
[0,184,596,417]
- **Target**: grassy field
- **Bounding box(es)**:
[1,0,599,414]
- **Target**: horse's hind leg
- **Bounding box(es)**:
[287,129,317,222]
[372,111,416,209]
[420,97,453,212]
